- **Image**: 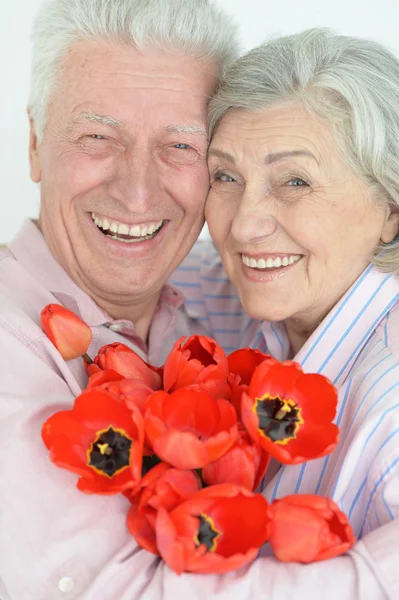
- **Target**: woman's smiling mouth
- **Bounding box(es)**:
[241,254,302,270]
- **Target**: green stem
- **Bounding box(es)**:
[82,352,94,364]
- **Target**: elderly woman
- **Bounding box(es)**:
[172,28,399,599]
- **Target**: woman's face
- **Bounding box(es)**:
[206,102,398,329]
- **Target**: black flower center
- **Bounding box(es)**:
[194,514,221,552]
[141,454,162,477]
[88,426,132,477]
[255,395,303,444]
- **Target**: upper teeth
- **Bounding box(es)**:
[91,213,163,238]
[242,254,301,269]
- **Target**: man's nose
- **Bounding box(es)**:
[230,188,278,245]
[107,149,159,213]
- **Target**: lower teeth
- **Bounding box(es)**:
[108,232,157,243]
[95,224,162,242]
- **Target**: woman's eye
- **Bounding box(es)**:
[213,172,236,183]
[87,134,106,140]
[173,143,191,150]
[285,177,308,187]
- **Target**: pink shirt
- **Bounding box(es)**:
[1,226,399,599]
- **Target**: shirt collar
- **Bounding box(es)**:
[8,219,185,327]
[261,264,399,386]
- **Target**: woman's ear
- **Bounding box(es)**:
[28,109,42,183]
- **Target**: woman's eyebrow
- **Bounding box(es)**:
[208,148,318,164]
[264,150,318,165]
[207,148,235,162]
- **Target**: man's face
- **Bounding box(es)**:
[30,41,217,309]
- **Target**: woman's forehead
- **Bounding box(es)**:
[209,104,332,166]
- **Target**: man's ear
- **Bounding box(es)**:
[28,109,42,183]
[381,206,399,245]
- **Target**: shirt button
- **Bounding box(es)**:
[109,324,122,332]
[58,577,75,593]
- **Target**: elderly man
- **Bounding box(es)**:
[0,0,241,597]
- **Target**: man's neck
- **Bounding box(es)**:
[95,293,161,344]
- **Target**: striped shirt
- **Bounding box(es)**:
[168,240,399,598]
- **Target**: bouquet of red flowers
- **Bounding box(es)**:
[41,304,355,574]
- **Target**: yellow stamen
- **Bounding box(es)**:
[97,443,112,456]
[274,405,291,420]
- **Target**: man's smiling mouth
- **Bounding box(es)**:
[91,212,164,243]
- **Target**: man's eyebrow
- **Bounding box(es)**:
[165,124,207,136]
[70,111,123,129]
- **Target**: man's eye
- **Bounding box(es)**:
[87,134,106,140]
[173,143,191,150]
[285,177,308,187]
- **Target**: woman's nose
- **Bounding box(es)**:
[231,196,278,245]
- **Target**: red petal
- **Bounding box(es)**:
[77,463,136,494]
[73,390,139,437]
[87,369,125,389]
[249,360,302,401]
[127,506,158,554]
[203,430,238,465]
[202,442,258,490]
[96,344,161,388]
[209,494,270,556]
[153,431,208,469]
[185,547,259,574]
[156,507,187,575]
[213,399,238,434]
[240,392,262,445]
[41,304,92,361]
[270,501,328,562]
[42,410,91,450]
[120,379,155,415]
[228,348,273,385]
[259,422,339,464]
[48,435,92,478]
[163,348,202,391]
[291,373,338,422]
[161,388,220,435]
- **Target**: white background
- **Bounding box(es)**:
[1,0,399,243]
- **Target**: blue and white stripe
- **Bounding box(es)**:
[171,241,399,539]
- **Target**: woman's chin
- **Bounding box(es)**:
[239,295,292,323]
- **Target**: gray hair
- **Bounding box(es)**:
[209,28,399,274]
[29,0,239,143]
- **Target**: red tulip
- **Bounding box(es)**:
[268,495,356,563]
[163,335,231,399]
[41,304,92,361]
[202,429,270,491]
[228,348,275,386]
[87,369,155,416]
[227,349,276,416]
[42,389,144,494]
[87,369,125,398]
[241,359,339,464]
[145,387,238,469]
[92,343,161,389]
[126,462,201,554]
[156,484,270,574]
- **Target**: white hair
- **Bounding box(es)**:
[209,28,399,274]
[29,0,239,143]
